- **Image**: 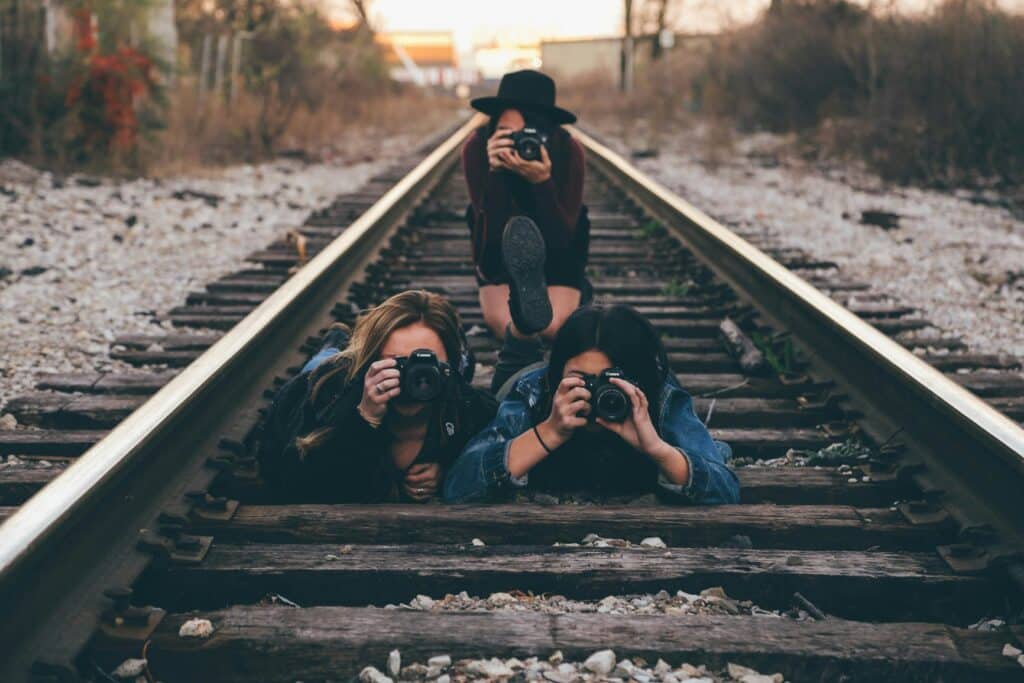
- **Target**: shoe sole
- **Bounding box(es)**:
[502,216,553,335]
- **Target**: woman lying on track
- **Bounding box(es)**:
[258,290,496,503]
[462,69,591,392]
[443,305,740,504]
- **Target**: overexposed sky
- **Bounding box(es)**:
[328,0,1024,50]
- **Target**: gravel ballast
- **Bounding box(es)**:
[603,128,1024,360]
[0,142,412,409]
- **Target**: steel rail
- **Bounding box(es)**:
[0,114,483,680]
[573,126,1024,551]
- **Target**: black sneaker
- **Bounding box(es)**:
[501,216,553,335]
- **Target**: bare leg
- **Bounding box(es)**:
[540,286,583,342]
[479,284,513,341]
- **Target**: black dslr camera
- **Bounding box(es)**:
[394,349,451,403]
[509,127,549,162]
[583,368,633,423]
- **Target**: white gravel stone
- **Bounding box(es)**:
[111,658,147,679]
[640,536,667,548]
[0,143,413,409]
[465,657,515,678]
[608,126,1024,360]
[1004,643,1023,658]
[359,665,393,683]
[387,649,401,677]
[583,649,617,675]
[471,537,486,546]
[0,414,17,429]
[177,617,214,638]
[427,655,451,668]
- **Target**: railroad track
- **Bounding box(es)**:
[1,116,1023,681]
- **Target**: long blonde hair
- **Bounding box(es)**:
[296,290,463,456]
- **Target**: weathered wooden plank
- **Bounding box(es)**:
[113,334,220,351]
[950,372,1024,397]
[6,393,145,428]
[922,354,1021,372]
[144,544,991,622]
[220,467,902,508]
[109,349,200,367]
[0,430,106,456]
[89,607,1020,683]
[710,427,835,457]
[193,504,948,551]
[36,372,177,395]
[0,467,61,504]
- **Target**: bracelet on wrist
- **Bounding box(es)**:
[533,423,554,455]
[357,403,382,429]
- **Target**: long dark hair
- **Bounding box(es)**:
[545,305,670,420]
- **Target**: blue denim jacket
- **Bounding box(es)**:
[443,366,740,504]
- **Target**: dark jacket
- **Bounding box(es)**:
[258,356,497,503]
[462,126,589,286]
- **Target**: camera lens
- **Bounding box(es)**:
[519,142,539,160]
[403,364,442,402]
[594,386,630,422]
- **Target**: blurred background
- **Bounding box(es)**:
[1,0,1022,185]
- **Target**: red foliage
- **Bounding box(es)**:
[64,10,156,152]
[72,8,96,52]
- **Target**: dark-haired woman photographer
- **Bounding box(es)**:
[258,290,496,503]
[462,70,591,392]
[443,305,740,504]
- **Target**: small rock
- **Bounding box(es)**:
[471,538,486,546]
[178,618,214,638]
[700,586,727,600]
[727,663,759,680]
[583,649,616,675]
[465,658,514,678]
[413,595,435,609]
[541,670,572,683]
[111,658,147,679]
[1018,654,1024,669]
[427,655,451,668]
[359,666,393,683]
[400,663,428,678]
[387,649,401,677]
[0,414,17,430]
[1004,643,1023,658]
[548,650,564,664]
[488,591,517,606]
[436,676,450,683]
[640,536,667,548]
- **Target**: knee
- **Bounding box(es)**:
[539,309,571,342]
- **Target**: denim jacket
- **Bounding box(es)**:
[443,366,740,504]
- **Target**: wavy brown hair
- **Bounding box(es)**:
[295,290,463,457]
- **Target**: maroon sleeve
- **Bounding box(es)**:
[462,130,513,265]
[529,137,585,249]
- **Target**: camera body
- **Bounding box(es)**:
[583,368,633,423]
[394,349,451,403]
[509,127,549,162]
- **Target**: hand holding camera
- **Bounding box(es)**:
[594,376,673,461]
[359,358,401,423]
[542,375,591,445]
[358,350,451,424]
[487,127,552,184]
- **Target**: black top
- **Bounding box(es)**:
[258,356,497,503]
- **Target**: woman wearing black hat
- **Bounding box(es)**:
[462,69,591,394]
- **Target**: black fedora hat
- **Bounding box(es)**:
[471,69,577,125]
